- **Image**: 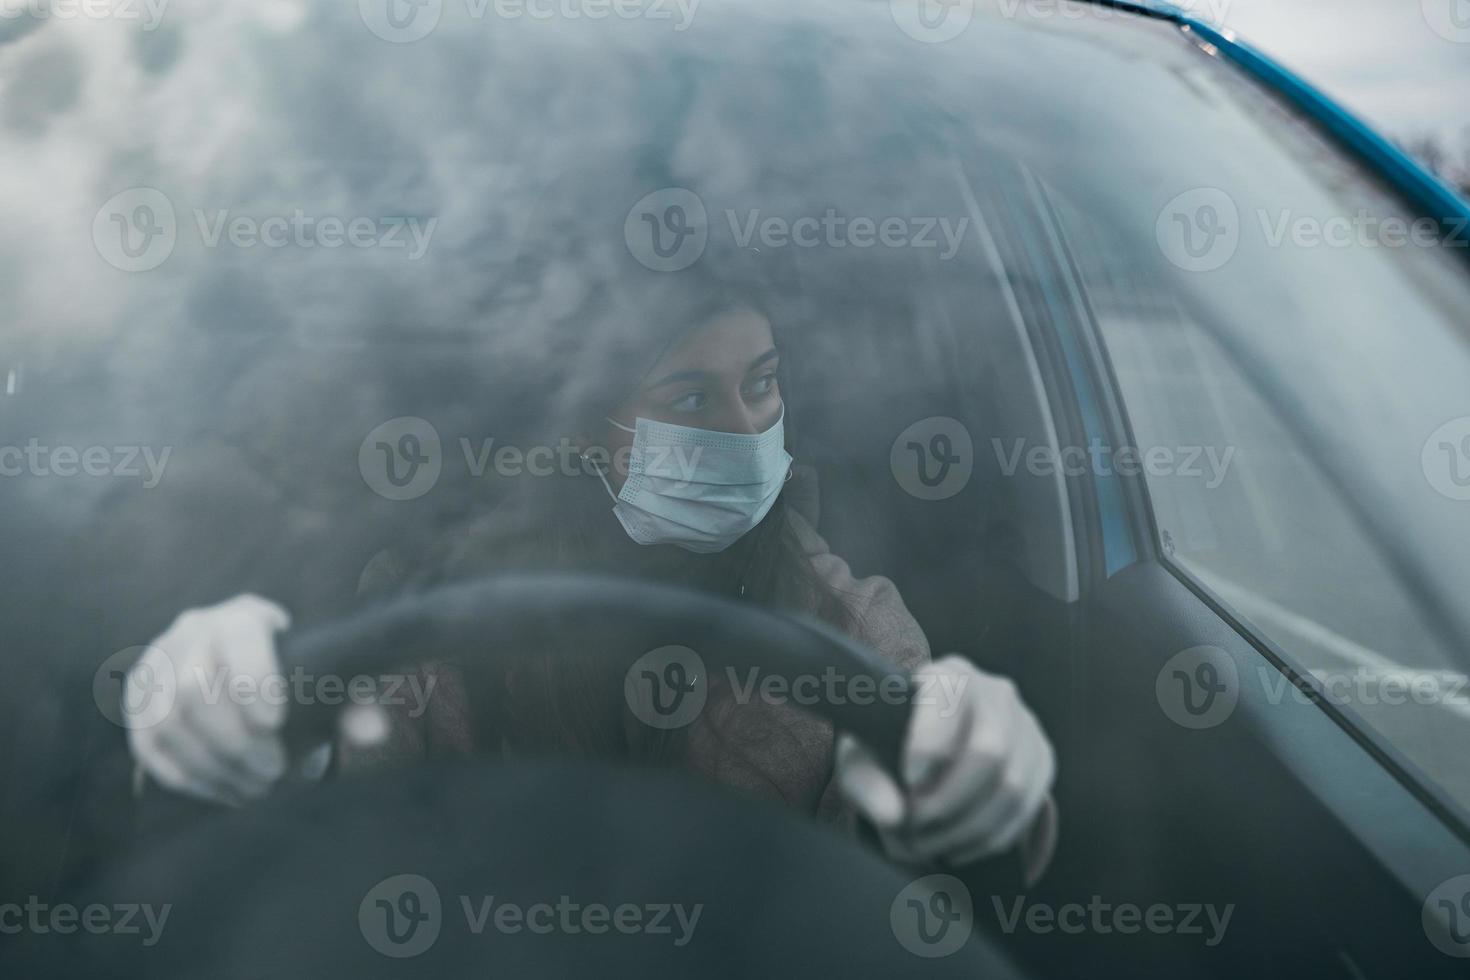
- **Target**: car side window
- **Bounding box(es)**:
[1049,193,1470,818]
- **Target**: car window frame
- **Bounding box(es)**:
[1038,186,1470,842]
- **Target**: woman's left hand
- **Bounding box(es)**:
[835,654,1056,871]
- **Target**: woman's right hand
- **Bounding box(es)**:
[126,594,293,806]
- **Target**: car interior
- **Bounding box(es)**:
[4,2,1470,978]
[4,149,1467,980]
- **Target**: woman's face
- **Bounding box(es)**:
[598,308,783,491]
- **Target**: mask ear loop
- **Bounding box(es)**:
[584,416,640,502]
[579,449,621,503]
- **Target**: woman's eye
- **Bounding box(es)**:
[745,373,779,397]
[668,391,705,413]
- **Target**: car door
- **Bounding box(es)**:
[984,160,1470,979]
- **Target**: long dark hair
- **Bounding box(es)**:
[416,252,858,765]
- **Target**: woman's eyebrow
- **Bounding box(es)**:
[642,368,709,391]
[746,347,779,372]
[642,348,779,390]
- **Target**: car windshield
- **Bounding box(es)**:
[3,0,1470,964]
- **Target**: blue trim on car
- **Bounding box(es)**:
[1076,0,1470,236]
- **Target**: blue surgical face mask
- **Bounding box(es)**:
[591,407,793,554]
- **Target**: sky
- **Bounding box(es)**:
[1201,0,1470,151]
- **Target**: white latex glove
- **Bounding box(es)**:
[126,594,293,806]
[836,655,1055,870]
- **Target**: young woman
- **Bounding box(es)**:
[126,267,1058,879]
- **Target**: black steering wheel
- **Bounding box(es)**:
[275,571,917,774]
[20,574,1030,980]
